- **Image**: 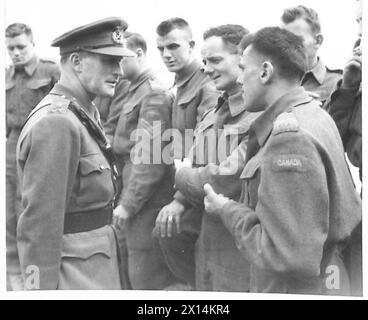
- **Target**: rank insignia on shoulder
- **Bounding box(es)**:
[50,102,68,114]
[272,112,299,136]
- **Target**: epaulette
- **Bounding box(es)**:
[272,111,299,136]
[326,66,343,74]
[47,95,70,114]
[40,58,57,64]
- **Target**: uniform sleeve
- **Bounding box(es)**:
[17,114,80,289]
[220,131,329,278]
[196,80,220,124]
[120,92,172,216]
[325,79,359,143]
[175,138,248,207]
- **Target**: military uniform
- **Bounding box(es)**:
[16,84,121,289]
[6,54,60,286]
[301,58,342,106]
[159,86,260,291]
[15,17,135,290]
[113,69,176,289]
[171,60,219,159]
[219,87,361,295]
[325,79,362,296]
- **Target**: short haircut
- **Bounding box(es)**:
[281,5,321,35]
[203,24,249,53]
[239,27,307,80]
[5,23,33,41]
[156,17,192,39]
[124,32,147,54]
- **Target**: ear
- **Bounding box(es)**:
[69,52,83,73]
[136,48,145,58]
[260,61,274,84]
[315,33,323,48]
[189,40,195,50]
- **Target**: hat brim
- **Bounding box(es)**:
[84,46,135,57]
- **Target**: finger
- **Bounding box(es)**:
[204,183,217,199]
[167,217,173,237]
[176,215,181,234]
[160,213,168,238]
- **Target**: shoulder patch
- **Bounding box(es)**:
[272,112,299,136]
[271,154,307,172]
[47,96,70,114]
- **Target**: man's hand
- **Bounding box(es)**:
[174,158,192,173]
[342,46,362,89]
[113,204,130,230]
[155,199,185,237]
[204,183,230,217]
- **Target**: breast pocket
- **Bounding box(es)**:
[77,153,114,205]
[25,77,54,111]
[240,158,261,209]
[176,92,197,128]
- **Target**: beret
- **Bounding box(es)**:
[51,17,135,57]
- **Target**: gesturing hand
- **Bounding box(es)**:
[204,183,230,217]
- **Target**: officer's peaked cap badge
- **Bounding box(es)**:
[112,26,125,45]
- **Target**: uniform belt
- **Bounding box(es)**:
[64,206,113,234]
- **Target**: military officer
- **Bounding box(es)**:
[16,17,135,290]
[155,25,260,291]
[112,32,176,289]
[204,27,361,295]
[5,23,60,290]
[281,5,342,106]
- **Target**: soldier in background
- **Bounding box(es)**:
[16,17,133,289]
[281,5,342,105]
[5,23,60,290]
[112,32,176,289]
[324,0,362,296]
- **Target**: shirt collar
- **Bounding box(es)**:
[128,69,152,92]
[251,86,312,147]
[227,85,246,117]
[24,55,39,77]
[304,57,326,85]
[174,60,201,88]
[51,83,97,118]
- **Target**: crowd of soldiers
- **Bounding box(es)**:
[5,3,362,295]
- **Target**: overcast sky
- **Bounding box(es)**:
[4,0,360,86]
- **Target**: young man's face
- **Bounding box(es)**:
[79,52,122,98]
[282,18,319,67]
[201,36,241,93]
[238,46,265,112]
[156,28,193,74]
[6,33,35,67]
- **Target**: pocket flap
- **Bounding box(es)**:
[27,78,52,89]
[240,157,261,179]
[79,153,110,176]
[177,90,197,106]
[62,234,111,260]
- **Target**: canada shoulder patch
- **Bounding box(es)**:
[272,112,299,136]
[271,154,307,172]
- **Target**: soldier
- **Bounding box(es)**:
[155,25,260,291]
[281,5,342,105]
[155,17,219,159]
[112,32,176,289]
[324,0,362,296]
[5,23,60,290]
[204,27,361,295]
[16,17,134,290]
